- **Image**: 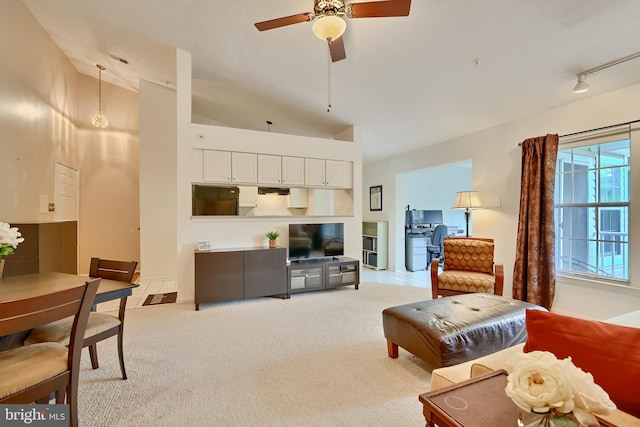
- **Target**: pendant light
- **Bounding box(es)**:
[91,64,109,128]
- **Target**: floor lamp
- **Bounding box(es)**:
[452,191,482,237]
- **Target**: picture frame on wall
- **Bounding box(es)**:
[370,185,382,211]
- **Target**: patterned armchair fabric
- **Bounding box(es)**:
[443,239,494,274]
[431,238,504,299]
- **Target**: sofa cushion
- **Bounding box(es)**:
[443,239,494,274]
[523,309,640,418]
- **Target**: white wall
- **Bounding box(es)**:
[401,163,471,228]
[364,83,640,319]
[390,162,472,270]
[139,79,177,280]
[137,49,363,302]
[1,0,140,274]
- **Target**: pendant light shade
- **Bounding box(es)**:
[312,15,346,41]
[92,64,109,128]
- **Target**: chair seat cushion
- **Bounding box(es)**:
[0,342,67,399]
[26,313,120,345]
[438,270,495,293]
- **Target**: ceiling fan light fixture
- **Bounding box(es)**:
[312,15,346,41]
[573,74,590,93]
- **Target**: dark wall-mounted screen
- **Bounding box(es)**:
[192,185,239,216]
[288,223,344,260]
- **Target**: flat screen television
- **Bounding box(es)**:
[288,223,344,260]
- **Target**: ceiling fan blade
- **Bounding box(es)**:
[254,12,313,31]
[348,0,411,18]
[329,36,346,62]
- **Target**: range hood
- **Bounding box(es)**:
[258,187,290,195]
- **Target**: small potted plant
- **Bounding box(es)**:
[265,231,279,248]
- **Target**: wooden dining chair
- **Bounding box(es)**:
[27,258,138,379]
[0,278,100,427]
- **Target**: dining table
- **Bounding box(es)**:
[0,271,139,350]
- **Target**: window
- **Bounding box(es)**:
[554,132,630,282]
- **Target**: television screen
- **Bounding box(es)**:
[288,223,344,260]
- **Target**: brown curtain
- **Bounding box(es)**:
[513,134,559,310]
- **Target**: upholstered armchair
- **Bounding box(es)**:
[430,238,504,300]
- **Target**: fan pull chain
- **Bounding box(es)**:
[327,47,332,113]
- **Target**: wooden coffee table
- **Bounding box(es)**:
[419,370,615,427]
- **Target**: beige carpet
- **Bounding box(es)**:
[78,283,435,426]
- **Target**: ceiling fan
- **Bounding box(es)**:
[254,0,411,62]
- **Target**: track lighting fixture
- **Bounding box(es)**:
[573,74,590,93]
[573,51,640,94]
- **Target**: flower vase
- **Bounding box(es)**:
[269,239,276,248]
[518,410,581,427]
[518,410,555,427]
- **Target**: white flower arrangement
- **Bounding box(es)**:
[0,222,25,262]
[505,351,616,427]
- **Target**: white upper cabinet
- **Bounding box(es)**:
[202,150,350,189]
[304,158,326,187]
[305,158,352,188]
[259,155,305,186]
[258,154,282,185]
[203,150,232,182]
[203,150,257,184]
[281,156,305,186]
[231,152,258,184]
[287,187,308,208]
[238,186,258,208]
[326,160,353,188]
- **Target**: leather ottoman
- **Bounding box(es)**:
[382,293,547,368]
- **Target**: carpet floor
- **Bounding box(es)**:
[77,282,434,426]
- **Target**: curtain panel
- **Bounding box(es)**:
[513,134,559,309]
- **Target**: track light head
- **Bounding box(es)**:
[573,73,590,93]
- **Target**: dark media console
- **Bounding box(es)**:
[288,257,360,295]
[194,247,287,310]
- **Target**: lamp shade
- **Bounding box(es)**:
[312,15,346,41]
[452,191,482,209]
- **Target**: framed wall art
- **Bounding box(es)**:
[370,185,382,211]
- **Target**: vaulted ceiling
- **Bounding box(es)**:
[22,0,640,162]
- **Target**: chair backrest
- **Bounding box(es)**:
[443,238,494,274]
[430,224,448,249]
[0,277,100,375]
[89,258,138,283]
[0,278,99,425]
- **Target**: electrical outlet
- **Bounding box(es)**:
[495,198,502,207]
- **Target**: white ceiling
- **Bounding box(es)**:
[22,0,640,163]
